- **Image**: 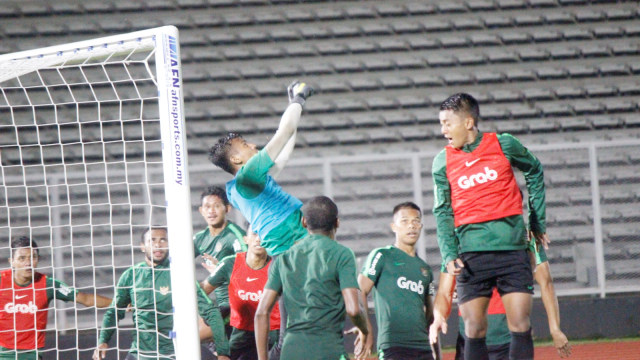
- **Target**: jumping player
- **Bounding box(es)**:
[202,228,280,360]
[432,93,549,360]
[93,227,230,360]
[208,80,314,358]
[254,196,370,360]
[1,236,111,360]
[207,81,314,256]
[353,202,440,360]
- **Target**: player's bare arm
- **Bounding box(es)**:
[342,287,370,359]
[345,274,375,359]
[425,295,442,360]
[263,81,313,162]
[430,272,456,344]
[535,261,571,358]
[92,343,108,360]
[255,288,279,360]
[76,292,112,308]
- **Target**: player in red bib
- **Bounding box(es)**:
[1,236,111,360]
[431,93,550,360]
[201,228,280,360]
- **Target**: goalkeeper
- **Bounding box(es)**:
[208,80,314,257]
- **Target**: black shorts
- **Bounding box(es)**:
[456,250,533,304]
[379,346,432,360]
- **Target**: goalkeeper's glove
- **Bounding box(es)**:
[287,80,314,106]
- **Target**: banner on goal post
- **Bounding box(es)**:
[0,27,202,360]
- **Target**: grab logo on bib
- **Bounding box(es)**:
[4,301,38,314]
[396,277,424,295]
[457,167,498,189]
[238,289,263,302]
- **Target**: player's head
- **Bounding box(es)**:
[391,202,423,247]
[439,93,480,149]
[244,225,266,257]
[9,236,39,282]
[199,186,231,228]
[140,227,169,266]
[302,196,339,236]
[208,133,258,175]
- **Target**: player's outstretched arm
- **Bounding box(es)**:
[255,288,279,360]
[430,272,456,345]
[76,292,112,308]
[535,261,571,358]
[263,81,313,163]
[269,131,296,179]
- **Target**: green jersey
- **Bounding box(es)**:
[361,246,434,352]
[98,260,230,358]
[265,234,358,360]
[193,220,246,306]
[432,132,546,265]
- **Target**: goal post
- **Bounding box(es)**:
[0,26,200,359]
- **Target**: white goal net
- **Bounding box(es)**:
[0,26,200,359]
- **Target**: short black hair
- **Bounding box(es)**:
[440,93,480,127]
[200,186,229,205]
[302,196,339,232]
[208,133,243,174]
[141,227,168,244]
[10,236,39,258]
[392,202,422,217]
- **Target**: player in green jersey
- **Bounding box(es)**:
[354,202,440,360]
[194,185,247,344]
[93,227,230,360]
[254,196,371,360]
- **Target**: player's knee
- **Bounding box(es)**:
[464,317,488,338]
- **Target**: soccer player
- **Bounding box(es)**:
[201,228,280,360]
[432,93,549,360]
[93,227,230,360]
[254,196,370,360]
[207,80,314,256]
[1,236,111,360]
[208,80,314,357]
[354,202,440,360]
[194,185,247,341]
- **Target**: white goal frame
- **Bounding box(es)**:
[0,26,200,359]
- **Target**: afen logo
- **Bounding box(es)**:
[396,277,424,295]
[4,301,38,314]
[457,167,498,189]
[238,290,263,302]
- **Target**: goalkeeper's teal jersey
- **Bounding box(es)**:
[193,220,246,306]
[98,259,229,358]
[361,246,434,352]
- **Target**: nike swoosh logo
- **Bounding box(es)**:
[465,158,481,167]
[394,262,405,266]
[15,295,28,299]
[246,278,259,282]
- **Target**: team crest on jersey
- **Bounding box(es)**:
[159,286,170,295]
[420,267,429,277]
[215,243,223,253]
